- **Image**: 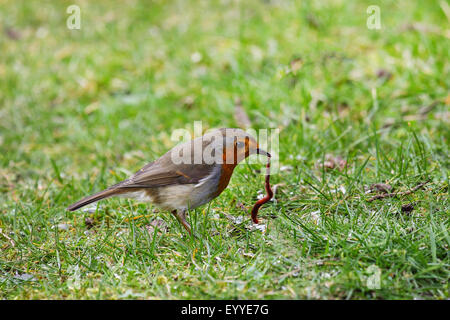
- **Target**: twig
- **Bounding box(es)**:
[0,228,15,248]
[367,180,431,202]
[234,98,252,129]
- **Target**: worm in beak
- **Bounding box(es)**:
[256,148,271,157]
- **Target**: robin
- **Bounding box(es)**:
[67,128,271,234]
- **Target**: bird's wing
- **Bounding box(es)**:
[116,138,221,188]
[117,162,217,188]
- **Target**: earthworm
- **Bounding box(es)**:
[250,158,273,224]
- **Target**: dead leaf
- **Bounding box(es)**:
[5,27,21,40]
[323,160,335,169]
[400,22,441,34]
[401,203,415,213]
[367,180,430,202]
[316,154,347,171]
[382,118,397,129]
[418,100,439,115]
[370,183,393,193]
[337,102,350,117]
[376,69,392,81]
[234,98,251,129]
[85,217,95,229]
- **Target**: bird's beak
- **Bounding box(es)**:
[256,148,271,157]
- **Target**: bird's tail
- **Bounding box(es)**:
[67,188,122,211]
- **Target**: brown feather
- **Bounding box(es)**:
[67,188,128,211]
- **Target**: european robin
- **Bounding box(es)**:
[68,128,271,233]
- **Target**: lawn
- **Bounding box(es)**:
[0,0,449,299]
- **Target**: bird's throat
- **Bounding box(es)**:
[214,163,236,197]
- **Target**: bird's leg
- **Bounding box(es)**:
[171,209,191,234]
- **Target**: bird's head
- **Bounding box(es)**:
[169,128,270,166]
[213,128,270,165]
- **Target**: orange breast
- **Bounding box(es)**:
[214,164,236,197]
[213,150,237,197]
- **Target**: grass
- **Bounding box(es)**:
[0,0,449,299]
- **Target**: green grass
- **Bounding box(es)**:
[0,0,449,299]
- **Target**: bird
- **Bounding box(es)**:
[67,128,270,234]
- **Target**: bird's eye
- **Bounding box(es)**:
[236,141,245,148]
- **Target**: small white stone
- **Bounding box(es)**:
[52,223,69,231]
